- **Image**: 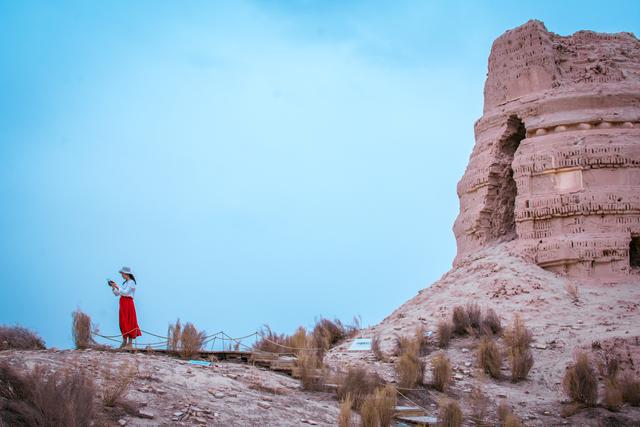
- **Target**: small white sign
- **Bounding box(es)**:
[349,338,372,351]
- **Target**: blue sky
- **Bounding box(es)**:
[1,1,639,349]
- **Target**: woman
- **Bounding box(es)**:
[108,266,142,348]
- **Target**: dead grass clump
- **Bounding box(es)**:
[0,362,95,426]
[602,379,623,411]
[480,307,502,336]
[180,322,206,359]
[503,314,533,381]
[359,385,397,427]
[431,352,452,392]
[297,352,325,391]
[101,362,138,407]
[396,350,424,389]
[562,352,598,406]
[466,303,482,330]
[371,335,386,361]
[72,309,97,349]
[437,320,453,348]
[468,385,487,426]
[394,335,415,357]
[414,326,429,356]
[167,319,206,359]
[167,319,182,352]
[497,402,523,427]
[0,326,45,351]
[477,336,501,379]
[336,367,383,410]
[452,306,469,335]
[621,377,640,406]
[437,398,463,427]
[312,317,359,357]
[338,394,354,427]
[565,282,579,303]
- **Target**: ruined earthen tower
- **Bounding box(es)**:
[453,20,640,280]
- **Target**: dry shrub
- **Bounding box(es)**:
[290,327,308,354]
[396,350,424,389]
[0,326,45,351]
[452,306,470,335]
[414,326,429,356]
[394,335,415,357]
[101,362,138,407]
[565,282,579,303]
[497,402,522,427]
[359,385,397,427]
[621,377,640,406]
[562,352,597,406]
[297,352,325,391]
[167,319,206,358]
[312,317,359,358]
[371,335,386,361]
[437,320,453,348]
[510,348,533,382]
[0,362,95,426]
[72,310,97,349]
[431,352,452,392]
[560,402,582,418]
[167,319,182,352]
[477,336,501,379]
[503,314,532,351]
[468,385,487,426]
[480,308,502,336]
[466,303,482,330]
[338,394,354,427]
[504,315,533,381]
[437,398,463,427]
[602,379,623,411]
[180,322,206,359]
[335,367,383,410]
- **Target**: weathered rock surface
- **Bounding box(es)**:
[453,20,640,281]
[0,350,339,426]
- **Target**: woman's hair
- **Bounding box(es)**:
[125,273,137,284]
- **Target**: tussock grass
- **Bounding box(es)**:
[602,379,623,411]
[335,367,383,410]
[431,352,452,392]
[437,320,453,348]
[466,303,482,330]
[564,282,579,303]
[480,307,502,336]
[504,314,533,381]
[167,319,206,359]
[621,377,640,406]
[497,402,523,427]
[72,310,96,350]
[468,385,487,426]
[0,325,45,351]
[396,350,424,389]
[0,362,94,426]
[371,335,385,361]
[452,306,470,335]
[360,385,397,427]
[477,336,501,379]
[563,352,597,406]
[297,352,325,391]
[437,398,463,427]
[101,361,138,407]
[338,394,354,427]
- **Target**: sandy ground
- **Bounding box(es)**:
[0,349,338,427]
[326,242,640,426]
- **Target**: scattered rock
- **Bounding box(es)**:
[118,420,127,426]
[137,409,154,419]
[257,402,271,409]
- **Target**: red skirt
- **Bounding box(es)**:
[119,297,142,339]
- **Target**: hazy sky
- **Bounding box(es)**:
[1,1,639,349]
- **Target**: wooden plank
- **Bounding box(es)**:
[394,406,426,417]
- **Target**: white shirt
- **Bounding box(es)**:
[112,279,136,298]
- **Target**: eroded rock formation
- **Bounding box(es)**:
[453,20,640,280]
